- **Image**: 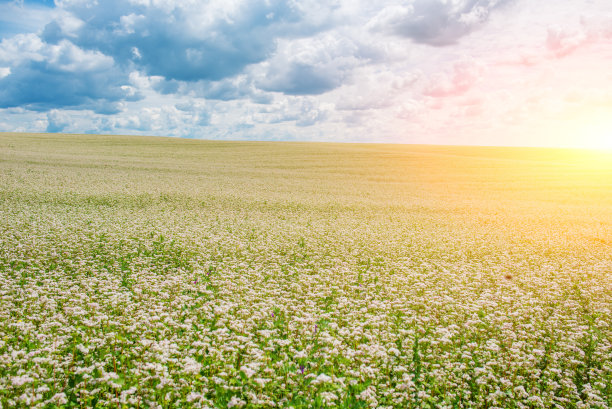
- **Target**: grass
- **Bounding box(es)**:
[1,132,611,408]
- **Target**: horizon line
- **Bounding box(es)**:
[1,131,611,153]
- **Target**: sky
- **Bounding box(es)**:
[1,0,612,148]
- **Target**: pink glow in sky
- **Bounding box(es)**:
[1,0,611,148]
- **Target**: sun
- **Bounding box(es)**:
[581,121,612,150]
[565,109,612,150]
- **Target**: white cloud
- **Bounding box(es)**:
[1,0,611,148]
[254,33,362,95]
[546,26,589,58]
[0,2,56,38]
[423,59,484,98]
[0,34,137,112]
[48,40,115,72]
[46,109,70,132]
[367,0,511,46]
[0,34,45,65]
[254,97,331,127]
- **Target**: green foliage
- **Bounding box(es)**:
[0,133,611,408]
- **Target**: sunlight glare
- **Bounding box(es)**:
[570,110,612,150]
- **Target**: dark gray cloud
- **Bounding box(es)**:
[0,0,512,135]
[1,0,344,112]
[254,33,362,96]
[369,0,510,46]
[152,79,181,95]
[46,0,307,82]
[258,62,346,95]
[192,77,257,101]
[5,0,508,116]
[0,37,138,112]
[153,76,273,104]
[0,67,132,112]
[2,0,330,113]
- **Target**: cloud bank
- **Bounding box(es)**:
[1,0,611,148]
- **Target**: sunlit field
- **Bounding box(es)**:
[1,132,611,409]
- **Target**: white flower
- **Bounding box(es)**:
[240,366,256,378]
[11,376,35,387]
[486,339,500,352]
[183,357,202,374]
[357,386,377,403]
[254,378,269,387]
[49,393,68,405]
[320,392,339,402]
[227,396,246,408]
[312,373,332,385]
[76,344,90,354]
[186,392,203,403]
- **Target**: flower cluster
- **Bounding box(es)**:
[1,134,611,408]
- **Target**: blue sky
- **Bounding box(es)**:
[1,0,612,147]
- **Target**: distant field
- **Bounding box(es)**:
[1,132,611,408]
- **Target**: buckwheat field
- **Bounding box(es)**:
[1,132,611,409]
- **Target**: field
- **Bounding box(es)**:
[1,132,611,409]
